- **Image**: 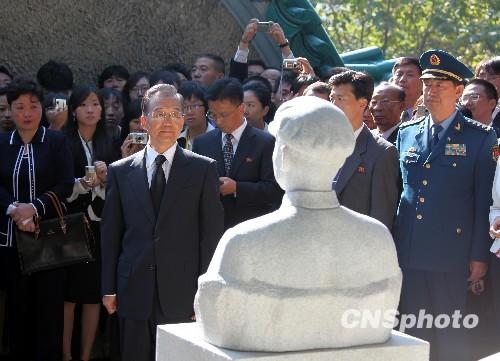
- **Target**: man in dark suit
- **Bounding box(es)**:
[394,50,497,361]
[329,71,400,230]
[101,84,224,361]
[369,82,405,145]
[192,78,283,230]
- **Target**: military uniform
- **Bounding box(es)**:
[393,50,498,361]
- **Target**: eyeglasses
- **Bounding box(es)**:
[206,103,242,120]
[460,94,484,103]
[369,99,402,107]
[148,110,184,122]
[184,104,205,112]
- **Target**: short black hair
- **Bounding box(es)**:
[243,81,271,109]
[248,59,266,69]
[303,81,331,96]
[292,74,319,95]
[206,78,243,104]
[0,66,12,79]
[328,70,374,102]
[322,66,351,82]
[6,76,44,105]
[164,62,192,81]
[150,70,180,88]
[483,57,500,76]
[392,57,422,75]
[467,78,498,103]
[243,75,273,94]
[196,54,225,75]
[98,65,130,88]
[124,71,150,95]
[178,81,208,110]
[37,60,73,92]
[275,70,297,94]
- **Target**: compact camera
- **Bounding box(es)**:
[130,132,148,145]
[54,98,67,112]
[282,58,299,70]
[256,21,273,32]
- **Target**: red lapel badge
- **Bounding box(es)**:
[357,165,365,174]
[245,157,253,163]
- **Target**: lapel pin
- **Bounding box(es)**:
[455,123,461,131]
[245,157,253,163]
[357,165,365,174]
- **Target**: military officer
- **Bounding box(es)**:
[394,49,497,361]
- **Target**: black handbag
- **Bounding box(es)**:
[15,191,95,275]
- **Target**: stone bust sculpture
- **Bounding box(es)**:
[194,96,402,352]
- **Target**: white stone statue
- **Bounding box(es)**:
[194,96,402,352]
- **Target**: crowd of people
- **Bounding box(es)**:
[0,18,499,361]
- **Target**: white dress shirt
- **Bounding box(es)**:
[145,142,177,187]
[221,119,247,154]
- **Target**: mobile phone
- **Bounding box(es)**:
[54,98,67,112]
[257,21,272,32]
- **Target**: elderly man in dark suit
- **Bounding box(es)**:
[100,84,224,361]
[192,78,283,230]
[329,71,399,230]
[369,82,405,145]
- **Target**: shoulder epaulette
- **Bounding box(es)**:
[399,116,426,129]
[464,117,491,132]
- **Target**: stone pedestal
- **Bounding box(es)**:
[156,323,429,361]
[480,354,500,360]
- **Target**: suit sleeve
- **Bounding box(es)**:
[229,58,248,83]
[369,144,400,230]
[235,136,284,209]
[199,160,225,274]
[471,130,497,262]
[100,164,125,295]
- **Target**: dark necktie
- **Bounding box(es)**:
[223,134,234,176]
[151,154,167,216]
[431,124,443,151]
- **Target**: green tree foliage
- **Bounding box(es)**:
[312,0,499,68]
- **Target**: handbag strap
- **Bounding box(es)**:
[45,191,67,234]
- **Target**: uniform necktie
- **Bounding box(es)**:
[431,124,443,151]
[223,134,234,176]
[151,154,167,216]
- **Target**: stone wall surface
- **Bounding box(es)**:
[0,0,246,84]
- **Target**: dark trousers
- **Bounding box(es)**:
[118,274,185,361]
[399,268,470,361]
[1,248,65,361]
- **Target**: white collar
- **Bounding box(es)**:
[353,125,364,140]
[145,142,177,169]
[222,119,247,142]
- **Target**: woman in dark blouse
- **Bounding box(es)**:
[0,77,74,360]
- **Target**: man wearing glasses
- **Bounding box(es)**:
[460,78,499,132]
[100,84,224,361]
[192,78,284,230]
[369,82,406,145]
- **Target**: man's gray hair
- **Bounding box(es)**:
[141,83,183,114]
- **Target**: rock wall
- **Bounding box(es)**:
[0,0,246,84]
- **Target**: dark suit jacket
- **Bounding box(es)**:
[192,125,284,230]
[101,145,224,320]
[334,125,400,230]
[229,58,248,83]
